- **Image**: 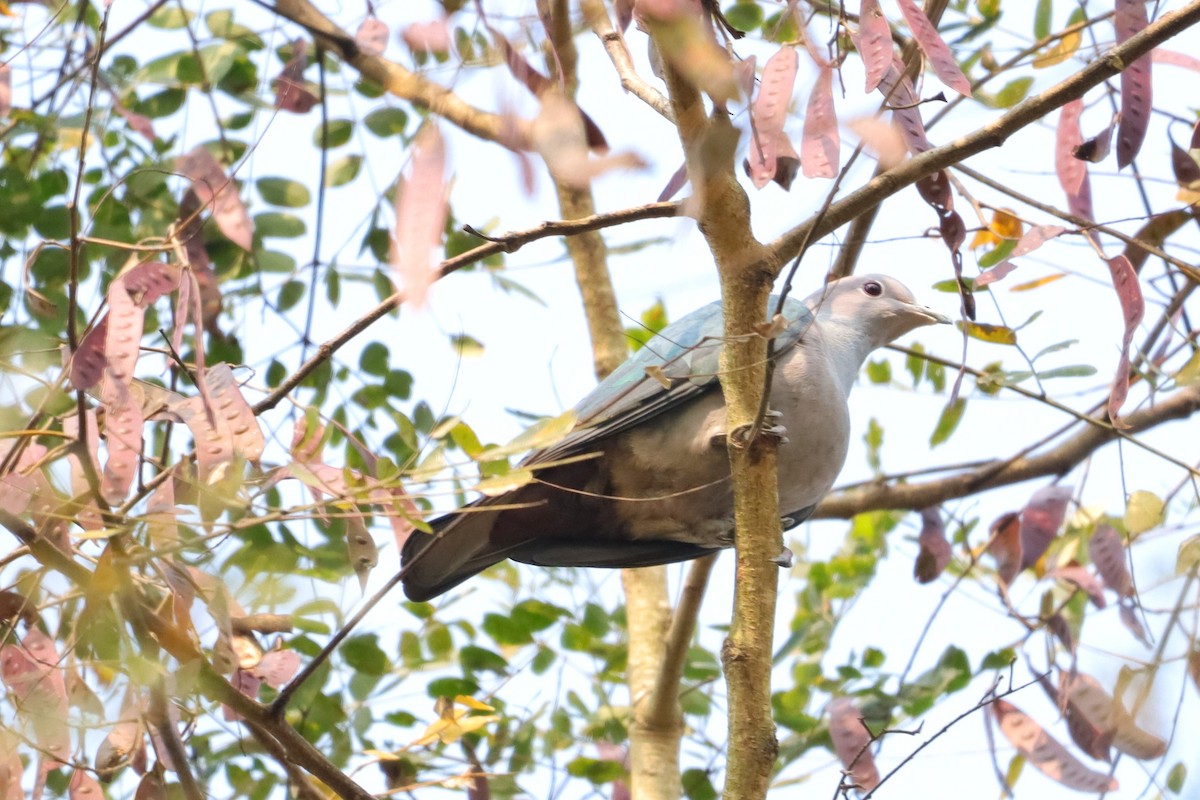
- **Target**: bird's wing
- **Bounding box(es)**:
[530,295,815,465]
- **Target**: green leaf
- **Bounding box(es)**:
[866,358,891,384]
[342,634,389,675]
[930,399,966,447]
[993,77,1034,108]
[512,599,568,632]
[324,155,362,187]
[359,342,389,376]
[529,644,556,674]
[427,677,479,698]
[723,2,764,32]
[148,6,193,28]
[314,118,354,149]
[482,612,533,646]
[1034,0,1053,39]
[258,250,296,273]
[257,177,311,207]
[255,211,306,238]
[277,280,305,312]
[1035,364,1097,380]
[460,645,510,674]
[206,10,264,47]
[905,343,926,387]
[451,334,485,358]
[978,238,1016,268]
[682,769,719,800]
[864,417,883,472]
[364,107,409,138]
[1167,762,1187,794]
[425,622,453,658]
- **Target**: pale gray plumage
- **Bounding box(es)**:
[401,274,948,601]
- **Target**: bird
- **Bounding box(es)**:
[400,274,948,601]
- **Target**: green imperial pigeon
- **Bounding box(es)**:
[401,274,948,601]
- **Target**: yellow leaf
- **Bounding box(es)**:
[1177,186,1200,206]
[478,410,577,460]
[412,708,500,746]
[1124,490,1164,536]
[971,209,1023,249]
[474,467,534,497]
[1033,30,1081,68]
[990,208,1023,240]
[956,320,1018,345]
[1174,349,1200,386]
[1010,274,1066,291]
[454,695,495,712]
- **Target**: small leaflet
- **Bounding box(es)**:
[876,56,930,154]
[1114,0,1151,168]
[975,260,1017,287]
[1011,225,1066,258]
[895,0,972,96]
[1018,485,1072,571]
[1105,254,1144,424]
[354,16,389,57]
[1152,49,1200,72]
[749,46,799,188]
[914,506,951,583]
[274,39,318,114]
[828,698,879,791]
[992,699,1118,792]
[0,64,10,118]
[70,314,109,390]
[1055,99,1093,221]
[402,19,451,54]
[204,364,265,463]
[176,147,254,251]
[1072,114,1117,163]
[802,66,839,179]
[391,123,448,307]
[858,0,892,93]
[1089,524,1132,598]
[100,381,144,505]
[104,274,145,388]
[988,511,1022,585]
[1050,565,1106,608]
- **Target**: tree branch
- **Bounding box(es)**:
[252,201,679,415]
[268,0,530,147]
[766,0,1200,274]
[814,383,1200,518]
[583,0,674,121]
[647,554,716,725]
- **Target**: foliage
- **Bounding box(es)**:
[0,0,1198,798]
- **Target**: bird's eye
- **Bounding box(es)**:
[862,280,883,297]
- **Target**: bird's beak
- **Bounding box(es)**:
[912,304,952,326]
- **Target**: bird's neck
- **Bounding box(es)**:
[816,318,877,396]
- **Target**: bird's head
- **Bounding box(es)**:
[805,274,950,348]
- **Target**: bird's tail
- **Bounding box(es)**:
[400,504,517,601]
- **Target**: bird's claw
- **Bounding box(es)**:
[771,547,794,568]
[724,417,789,448]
